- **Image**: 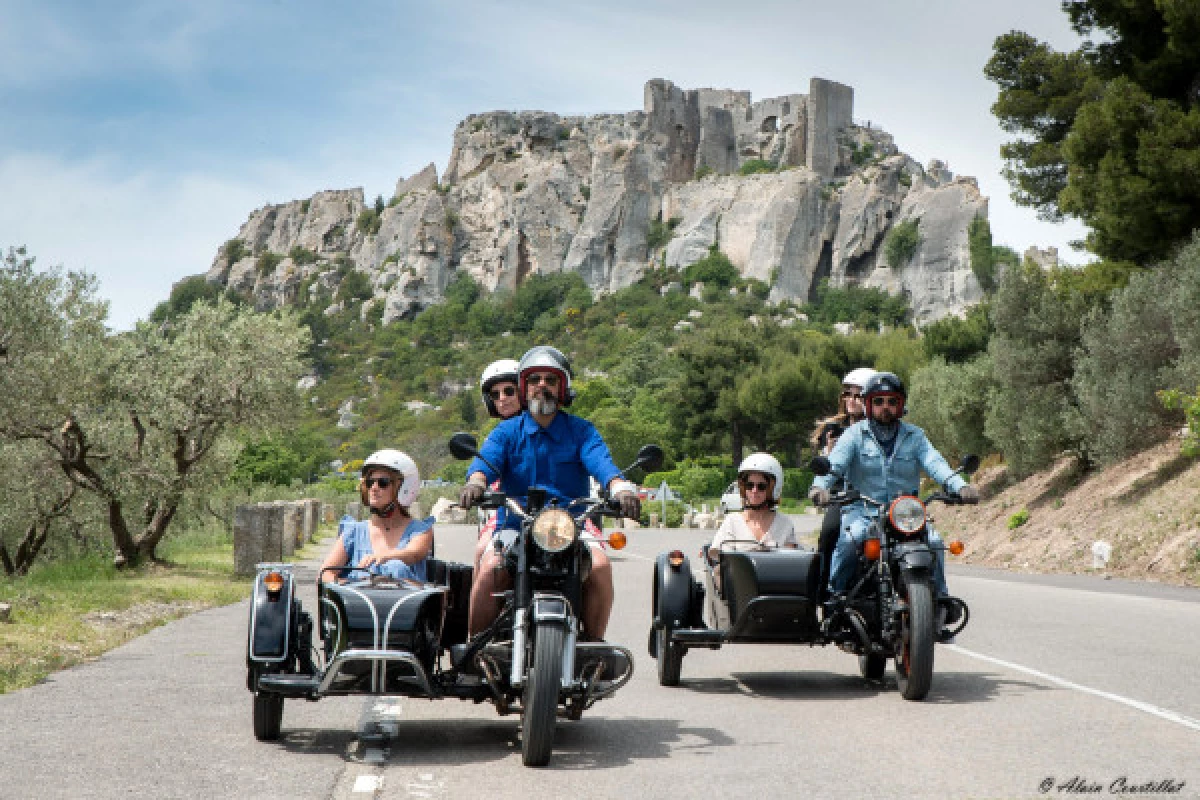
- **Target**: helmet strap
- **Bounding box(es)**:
[744,499,770,511]
[369,500,398,518]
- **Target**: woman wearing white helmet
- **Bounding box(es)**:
[320,449,434,584]
[709,453,798,587]
[480,358,521,420]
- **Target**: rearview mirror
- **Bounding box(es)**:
[448,432,479,461]
[809,456,831,477]
[632,444,664,474]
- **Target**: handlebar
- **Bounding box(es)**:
[820,489,976,508]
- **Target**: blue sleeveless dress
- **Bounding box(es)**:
[338,516,434,582]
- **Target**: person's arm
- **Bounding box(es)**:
[467,424,509,485]
[357,530,433,567]
[320,536,350,584]
[915,429,966,493]
[814,428,857,491]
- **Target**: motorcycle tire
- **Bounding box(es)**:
[858,653,886,684]
[253,692,284,741]
[656,627,684,687]
[895,580,936,701]
[521,622,564,767]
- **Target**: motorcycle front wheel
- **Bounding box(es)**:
[521,622,564,767]
[895,579,935,701]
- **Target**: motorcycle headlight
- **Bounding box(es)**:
[888,496,927,535]
[530,508,577,553]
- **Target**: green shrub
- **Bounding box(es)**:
[337,270,373,303]
[288,246,318,265]
[639,500,686,528]
[694,165,715,180]
[355,209,382,236]
[647,217,681,251]
[850,142,875,166]
[221,238,248,263]
[922,303,991,363]
[256,252,282,276]
[613,145,627,159]
[1007,509,1029,529]
[444,209,459,230]
[781,468,813,500]
[514,181,526,193]
[301,199,311,214]
[803,279,910,329]
[907,354,995,460]
[683,247,739,289]
[580,186,591,201]
[738,159,776,176]
[898,170,912,188]
[884,219,921,267]
[388,193,406,208]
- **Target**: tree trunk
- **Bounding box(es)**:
[731,419,744,466]
[136,501,180,563]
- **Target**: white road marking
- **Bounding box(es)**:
[353,774,383,792]
[949,644,1200,732]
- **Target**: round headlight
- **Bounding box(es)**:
[531,508,577,553]
[888,496,927,535]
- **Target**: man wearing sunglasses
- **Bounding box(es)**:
[808,371,980,642]
[459,345,640,642]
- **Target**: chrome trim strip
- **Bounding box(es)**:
[338,585,380,691]
[316,649,434,696]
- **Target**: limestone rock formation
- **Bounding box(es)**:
[204,77,986,324]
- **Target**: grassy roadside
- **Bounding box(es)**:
[0,520,329,695]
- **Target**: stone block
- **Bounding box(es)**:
[233,504,268,576]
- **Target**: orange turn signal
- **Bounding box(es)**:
[607,531,627,550]
[667,549,685,568]
[863,539,881,561]
[263,571,285,593]
[948,540,965,556]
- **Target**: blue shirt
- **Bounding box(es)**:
[814,419,965,515]
[338,516,434,582]
[468,411,623,530]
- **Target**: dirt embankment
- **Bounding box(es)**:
[934,440,1200,587]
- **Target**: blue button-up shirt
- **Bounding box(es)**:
[814,419,965,516]
[468,411,623,530]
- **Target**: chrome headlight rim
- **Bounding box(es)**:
[530,508,578,553]
[888,496,927,535]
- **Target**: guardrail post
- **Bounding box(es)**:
[233,504,267,576]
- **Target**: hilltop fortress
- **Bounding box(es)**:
[206,78,986,323]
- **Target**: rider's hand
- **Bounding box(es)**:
[957,484,980,504]
[614,490,641,520]
[808,486,831,506]
[459,482,485,510]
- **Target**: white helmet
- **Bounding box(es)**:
[480,358,520,418]
[737,452,784,503]
[361,449,420,507]
[842,367,876,390]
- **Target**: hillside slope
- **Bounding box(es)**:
[935,439,1200,587]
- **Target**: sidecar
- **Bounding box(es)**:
[245,556,476,741]
[647,544,825,686]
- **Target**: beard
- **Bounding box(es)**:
[528,390,559,416]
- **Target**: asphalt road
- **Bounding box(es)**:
[1,519,1197,799]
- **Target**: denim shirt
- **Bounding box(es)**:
[813,419,965,516]
[339,516,434,582]
[468,411,623,530]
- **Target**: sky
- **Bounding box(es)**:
[1,0,1092,330]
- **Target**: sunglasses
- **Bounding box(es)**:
[489,385,517,400]
[841,390,861,399]
[526,373,560,387]
[364,476,393,489]
[871,396,902,408]
[742,481,770,492]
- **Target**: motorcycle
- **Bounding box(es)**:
[649,454,977,701]
[245,433,662,767]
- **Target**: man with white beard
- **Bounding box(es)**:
[459,345,641,640]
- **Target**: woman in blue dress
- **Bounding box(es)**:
[320,449,434,583]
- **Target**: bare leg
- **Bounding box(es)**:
[581,545,614,640]
[467,546,510,636]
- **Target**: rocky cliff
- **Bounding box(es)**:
[204,77,987,324]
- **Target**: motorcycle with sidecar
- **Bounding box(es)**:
[648,455,978,701]
[245,434,662,766]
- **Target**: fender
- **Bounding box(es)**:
[531,592,570,626]
[892,541,934,577]
[652,552,695,632]
[248,567,295,663]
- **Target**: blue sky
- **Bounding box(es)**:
[2,0,1089,329]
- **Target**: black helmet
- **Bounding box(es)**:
[517,345,575,407]
[862,371,906,415]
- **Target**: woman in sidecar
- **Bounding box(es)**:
[319,449,433,584]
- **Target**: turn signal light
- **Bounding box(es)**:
[948,540,965,556]
[863,539,881,561]
[607,531,627,550]
[263,571,285,594]
[667,549,685,568]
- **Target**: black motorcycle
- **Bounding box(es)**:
[649,454,977,701]
[245,433,661,767]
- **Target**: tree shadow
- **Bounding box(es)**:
[919,669,1052,705]
[1111,450,1196,505]
[1027,458,1090,510]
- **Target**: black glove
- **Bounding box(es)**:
[459,482,485,510]
[614,491,641,520]
[957,484,980,504]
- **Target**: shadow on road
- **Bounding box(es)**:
[921,670,1052,705]
[276,716,734,770]
[678,671,884,701]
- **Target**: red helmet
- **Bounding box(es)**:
[862,371,906,416]
[517,345,575,407]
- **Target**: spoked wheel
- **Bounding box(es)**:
[858,653,886,684]
[895,580,936,701]
[253,692,284,741]
[521,622,564,767]
[656,627,684,687]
